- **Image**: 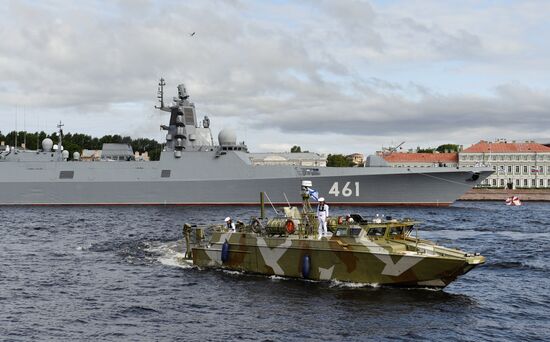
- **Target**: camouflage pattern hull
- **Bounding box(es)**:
[190,231,484,289]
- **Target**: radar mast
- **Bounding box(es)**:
[57,121,64,160]
[155,78,169,112]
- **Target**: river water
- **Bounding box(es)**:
[1,201,549,341]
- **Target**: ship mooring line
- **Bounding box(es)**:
[263,192,280,215]
[416,172,472,187]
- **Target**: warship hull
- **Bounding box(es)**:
[0,153,491,205]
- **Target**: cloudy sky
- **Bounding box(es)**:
[0,0,549,154]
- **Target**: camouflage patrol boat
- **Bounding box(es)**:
[179,181,485,289]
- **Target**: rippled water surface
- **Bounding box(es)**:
[1,202,549,341]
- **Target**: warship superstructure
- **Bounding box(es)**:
[0,80,492,206]
[178,182,485,288]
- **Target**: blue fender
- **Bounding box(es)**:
[301,255,310,279]
[221,240,230,263]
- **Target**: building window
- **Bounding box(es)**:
[540,166,544,173]
[523,165,528,174]
[492,179,496,186]
[515,166,520,174]
[540,179,544,187]
[508,166,512,173]
[532,179,536,187]
[524,179,528,187]
[500,179,505,187]
[516,179,520,186]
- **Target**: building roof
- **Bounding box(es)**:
[382,152,458,163]
[463,141,550,153]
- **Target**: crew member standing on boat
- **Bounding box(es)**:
[224,217,236,232]
[317,197,329,238]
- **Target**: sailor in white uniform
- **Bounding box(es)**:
[224,216,236,232]
[317,197,329,238]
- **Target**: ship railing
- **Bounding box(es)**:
[296,167,321,176]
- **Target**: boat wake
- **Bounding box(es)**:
[145,241,195,269]
[329,280,379,289]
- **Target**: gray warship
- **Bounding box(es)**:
[0,80,492,206]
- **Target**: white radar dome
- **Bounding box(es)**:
[73,151,81,160]
[42,138,53,152]
[62,150,69,160]
[218,129,237,146]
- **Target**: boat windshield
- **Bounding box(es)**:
[335,228,347,237]
[335,226,362,237]
[349,227,362,237]
[389,225,414,237]
[367,227,386,237]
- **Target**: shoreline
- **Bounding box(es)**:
[459,188,550,202]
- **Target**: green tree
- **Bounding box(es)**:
[131,137,163,161]
[327,154,354,167]
[290,145,302,153]
[2,129,164,161]
[416,146,435,153]
[436,144,459,153]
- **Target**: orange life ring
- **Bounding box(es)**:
[285,219,295,234]
[337,216,343,224]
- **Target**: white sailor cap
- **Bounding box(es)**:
[318,197,325,202]
[224,217,231,222]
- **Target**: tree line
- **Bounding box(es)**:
[416,144,460,153]
[0,130,163,161]
[0,134,460,165]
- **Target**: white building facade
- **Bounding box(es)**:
[459,141,550,189]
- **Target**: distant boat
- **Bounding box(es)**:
[505,196,522,206]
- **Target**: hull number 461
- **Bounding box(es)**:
[328,182,360,197]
